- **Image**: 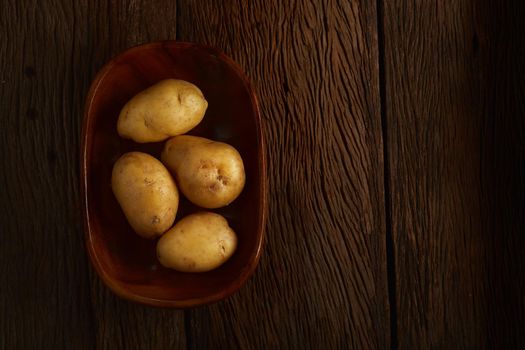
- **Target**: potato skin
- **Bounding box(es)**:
[111,152,179,238]
[117,79,208,143]
[156,212,237,272]
[161,135,245,209]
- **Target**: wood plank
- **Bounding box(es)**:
[177,1,390,349]
[382,1,525,348]
[0,1,96,348]
[0,1,186,349]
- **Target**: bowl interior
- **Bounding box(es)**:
[83,42,264,306]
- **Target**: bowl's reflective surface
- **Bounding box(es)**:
[81,41,266,308]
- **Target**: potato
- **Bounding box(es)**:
[117,79,208,143]
[111,152,179,238]
[157,212,237,272]
[161,135,246,208]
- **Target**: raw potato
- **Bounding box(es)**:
[117,79,208,143]
[157,212,237,272]
[111,152,179,238]
[161,135,246,209]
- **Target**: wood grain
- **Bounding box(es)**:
[177,1,390,349]
[0,1,186,349]
[382,0,525,348]
[0,1,95,348]
[6,0,523,348]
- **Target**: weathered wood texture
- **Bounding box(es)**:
[382,0,525,348]
[3,0,523,348]
[0,1,186,349]
[177,1,390,349]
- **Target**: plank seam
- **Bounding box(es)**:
[376,0,398,349]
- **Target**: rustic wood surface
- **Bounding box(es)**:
[1,0,523,349]
[382,0,525,349]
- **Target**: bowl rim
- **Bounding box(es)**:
[80,41,267,308]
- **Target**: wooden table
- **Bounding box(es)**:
[2,1,524,349]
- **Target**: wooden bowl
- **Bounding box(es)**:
[81,41,267,308]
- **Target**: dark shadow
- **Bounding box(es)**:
[478,1,525,348]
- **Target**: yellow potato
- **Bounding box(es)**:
[111,152,179,238]
[117,79,208,143]
[161,135,246,208]
[156,212,237,272]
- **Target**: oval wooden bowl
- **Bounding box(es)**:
[81,41,267,308]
